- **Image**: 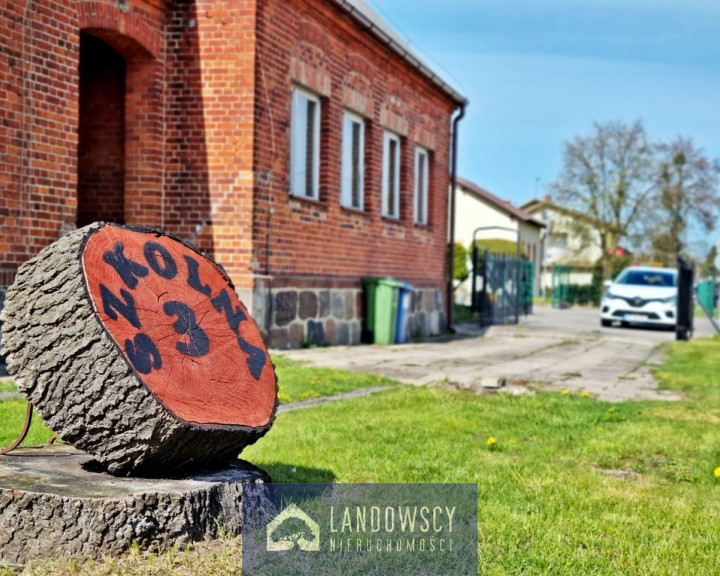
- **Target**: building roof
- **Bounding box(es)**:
[457,178,546,228]
[331,0,467,106]
[520,197,620,234]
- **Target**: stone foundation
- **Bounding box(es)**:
[248,280,446,349]
[268,286,363,348]
[0,287,6,361]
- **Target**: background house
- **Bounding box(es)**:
[0,0,466,348]
[454,178,545,303]
[521,197,613,292]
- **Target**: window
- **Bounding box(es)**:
[414,146,429,225]
[550,233,567,251]
[382,131,401,218]
[341,111,365,210]
[290,86,320,199]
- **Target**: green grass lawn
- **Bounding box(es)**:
[271,354,395,403]
[245,388,720,574]
[0,400,55,448]
[454,303,480,324]
[3,339,720,574]
[0,378,17,393]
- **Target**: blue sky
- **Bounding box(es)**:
[365,0,720,212]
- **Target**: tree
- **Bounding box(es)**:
[270,517,314,549]
[550,120,656,277]
[453,242,469,285]
[650,137,720,266]
[701,245,718,278]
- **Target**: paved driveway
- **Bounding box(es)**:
[276,306,717,402]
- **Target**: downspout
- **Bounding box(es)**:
[447,103,466,333]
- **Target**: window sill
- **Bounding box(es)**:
[381,215,403,224]
[341,205,370,217]
[288,193,326,209]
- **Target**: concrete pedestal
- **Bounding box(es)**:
[0,445,269,564]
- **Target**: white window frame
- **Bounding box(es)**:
[414,146,429,225]
[382,131,401,218]
[341,110,365,210]
[290,85,321,199]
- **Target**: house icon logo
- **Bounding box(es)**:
[266,503,321,552]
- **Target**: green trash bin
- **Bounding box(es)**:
[362,277,402,344]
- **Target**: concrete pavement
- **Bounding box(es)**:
[275,305,717,403]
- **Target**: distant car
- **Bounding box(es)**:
[600,266,677,329]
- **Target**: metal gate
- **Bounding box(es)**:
[676,256,695,341]
[471,250,533,326]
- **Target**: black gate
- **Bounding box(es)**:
[676,256,695,341]
[471,250,532,326]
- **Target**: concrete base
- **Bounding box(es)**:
[0,444,269,564]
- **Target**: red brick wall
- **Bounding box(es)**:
[0,0,460,343]
[163,0,258,279]
[0,0,80,284]
[252,0,458,294]
[0,0,167,283]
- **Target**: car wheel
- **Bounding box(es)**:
[601,319,611,327]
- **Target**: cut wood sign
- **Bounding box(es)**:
[83,226,274,427]
[0,223,277,475]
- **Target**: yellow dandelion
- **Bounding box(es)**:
[562,389,569,395]
[581,390,589,398]
[486,436,497,446]
[714,467,720,478]
[608,407,615,412]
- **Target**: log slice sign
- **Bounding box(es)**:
[83,225,275,427]
[0,223,278,475]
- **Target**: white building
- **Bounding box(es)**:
[521,197,610,291]
[453,178,546,303]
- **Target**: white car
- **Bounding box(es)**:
[600,266,677,329]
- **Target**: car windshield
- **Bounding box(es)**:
[615,269,677,288]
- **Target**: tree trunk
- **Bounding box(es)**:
[0,445,270,564]
[0,223,277,476]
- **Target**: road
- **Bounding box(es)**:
[276,305,717,402]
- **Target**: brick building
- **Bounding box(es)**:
[0,0,466,348]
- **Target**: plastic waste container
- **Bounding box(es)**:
[362,278,401,344]
[395,282,414,343]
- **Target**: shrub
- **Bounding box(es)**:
[468,238,526,260]
[453,242,469,283]
[568,283,600,306]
